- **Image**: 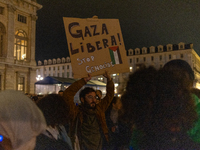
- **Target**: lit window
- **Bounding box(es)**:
[14,30,27,60]
[18,14,27,24]
[18,77,24,91]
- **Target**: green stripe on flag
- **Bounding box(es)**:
[109,49,116,64]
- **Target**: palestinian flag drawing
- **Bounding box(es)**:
[109,46,122,65]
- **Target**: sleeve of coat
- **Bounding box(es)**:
[63,78,86,120]
[99,79,114,112]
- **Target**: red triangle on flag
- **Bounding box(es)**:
[109,46,119,51]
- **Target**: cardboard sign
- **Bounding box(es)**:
[63,17,129,79]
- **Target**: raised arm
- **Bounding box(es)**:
[98,71,114,111]
[63,74,91,119]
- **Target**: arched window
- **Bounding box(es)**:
[14,30,28,60]
[62,57,65,63]
[66,57,70,62]
[57,58,61,63]
[53,59,56,64]
[38,61,42,65]
[0,22,6,57]
[44,60,47,65]
[48,59,52,65]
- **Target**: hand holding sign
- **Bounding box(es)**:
[103,71,111,81]
[63,17,129,78]
[83,73,92,83]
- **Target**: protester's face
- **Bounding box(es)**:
[82,92,97,109]
[113,99,122,110]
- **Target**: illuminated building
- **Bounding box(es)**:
[36,42,200,94]
[0,0,42,93]
[122,42,200,92]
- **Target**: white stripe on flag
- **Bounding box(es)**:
[113,50,120,64]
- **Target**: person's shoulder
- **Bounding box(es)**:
[35,134,71,150]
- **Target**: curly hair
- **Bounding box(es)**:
[151,69,197,133]
[37,94,69,127]
[121,66,197,134]
[121,66,157,130]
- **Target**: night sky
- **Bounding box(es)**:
[35,0,200,62]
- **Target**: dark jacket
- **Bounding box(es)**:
[35,134,72,150]
[63,78,114,147]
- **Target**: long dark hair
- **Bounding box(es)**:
[37,94,69,127]
[151,69,197,133]
[121,66,157,130]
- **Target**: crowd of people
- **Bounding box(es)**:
[1,59,200,150]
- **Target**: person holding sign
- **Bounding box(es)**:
[63,71,114,150]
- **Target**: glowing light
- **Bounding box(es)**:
[36,75,43,81]
[0,135,3,142]
[22,54,26,59]
[113,74,116,76]
[130,67,133,72]
[196,83,200,89]
[114,83,119,87]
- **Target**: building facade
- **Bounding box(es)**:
[0,0,42,94]
[36,42,200,94]
[123,42,200,92]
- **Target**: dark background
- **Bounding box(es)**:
[35,0,200,62]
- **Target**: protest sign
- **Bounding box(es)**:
[63,16,129,78]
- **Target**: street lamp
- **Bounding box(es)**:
[36,75,43,81]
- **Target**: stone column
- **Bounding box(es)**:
[4,64,15,90]
[69,65,72,78]
[30,15,37,66]
[6,4,16,63]
[29,67,36,94]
